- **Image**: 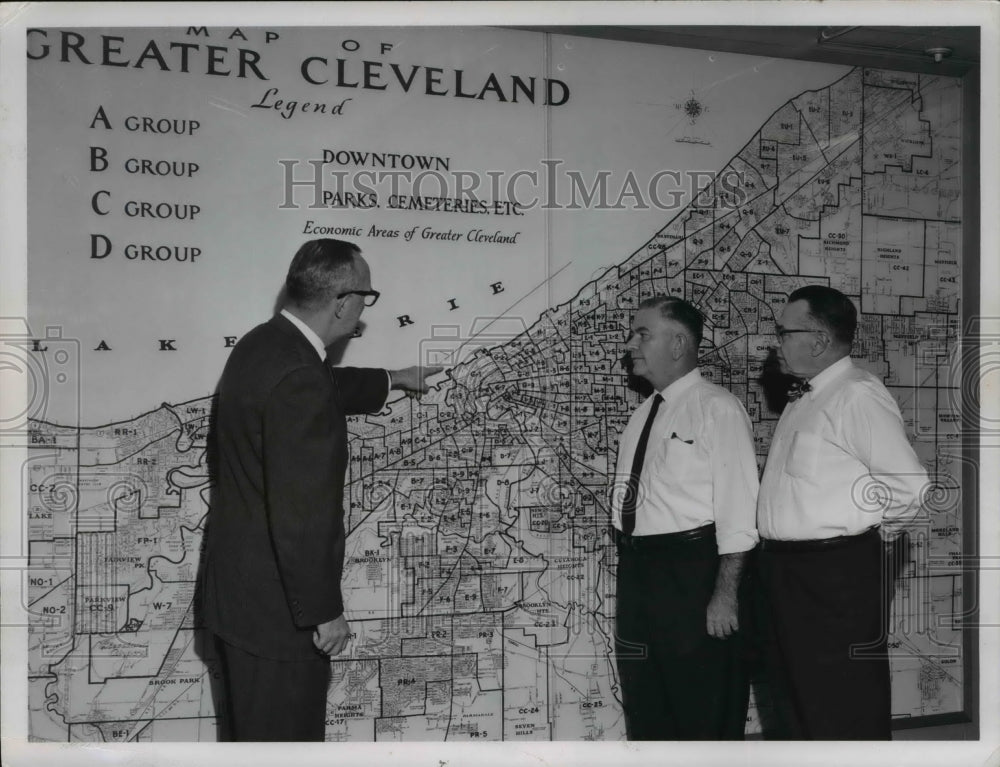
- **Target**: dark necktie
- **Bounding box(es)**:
[786,379,812,401]
[621,393,663,536]
[323,352,338,392]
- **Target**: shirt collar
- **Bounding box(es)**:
[280,309,326,360]
[807,355,853,395]
[656,367,701,400]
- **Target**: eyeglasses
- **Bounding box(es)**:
[774,328,821,342]
[337,289,380,307]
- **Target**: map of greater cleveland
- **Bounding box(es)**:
[26,68,963,741]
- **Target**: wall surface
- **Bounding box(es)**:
[17,24,971,743]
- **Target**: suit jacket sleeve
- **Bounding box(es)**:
[331,366,392,415]
[263,364,346,626]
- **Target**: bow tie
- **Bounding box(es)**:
[786,380,812,401]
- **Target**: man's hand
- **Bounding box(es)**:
[706,550,746,639]
[390,365,444,399]
[313,614,351,656]
[706,592,739,639]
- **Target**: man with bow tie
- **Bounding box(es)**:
[612,295,759,740]
[758,284,928,739]
[202,239,441,740]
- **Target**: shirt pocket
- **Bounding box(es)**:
[784,430,825,479]
[662,435,699,472]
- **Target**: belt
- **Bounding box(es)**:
[613,523,716,550]
[759,526,879,553]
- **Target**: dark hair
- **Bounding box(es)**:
[284,239,360,309]
[638,295,704,347]
[788,285,857,346]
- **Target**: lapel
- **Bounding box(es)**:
[268,313,340,404]
[269,314,325,365]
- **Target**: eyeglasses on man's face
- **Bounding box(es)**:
[773,328,821,343]
[337,289,381,307]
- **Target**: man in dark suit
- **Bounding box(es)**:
[202,238,440,741]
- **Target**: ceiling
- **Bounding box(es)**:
[513,26,981,77]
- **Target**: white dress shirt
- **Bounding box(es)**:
[758,356,928,540]
[611,368,760,555]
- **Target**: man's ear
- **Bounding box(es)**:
[673,332,687,360]
[331,295,349,319]
[810,330,831,357]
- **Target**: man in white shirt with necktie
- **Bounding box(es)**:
[612,295,759,740]
[758,284,928,739]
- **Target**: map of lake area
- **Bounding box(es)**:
[26,67,964,740]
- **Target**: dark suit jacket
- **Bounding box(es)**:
[202,313,389,660]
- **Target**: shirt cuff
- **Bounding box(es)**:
[716,529,759,556]
[381,369,393,409]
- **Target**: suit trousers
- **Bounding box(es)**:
[614,528,749,740]
[758,527,891,740]
[216,636,331,741]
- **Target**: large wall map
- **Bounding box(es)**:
[21,28,963,741]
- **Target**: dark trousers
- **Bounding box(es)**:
[614,528,749,740]
[758,528,891,740]
[215,636,331,741]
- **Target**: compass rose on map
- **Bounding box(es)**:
[676,90,708,124]
[671,89,713,146]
